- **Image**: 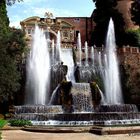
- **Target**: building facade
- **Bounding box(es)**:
[20,15,95,48]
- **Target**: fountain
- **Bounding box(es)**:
[77,33,82,66]
[61,49,75,82]
[85,41,88,66]
[51,39,55,64]
[25,25,50,105]
[91,46,94,66]
[104,18,123,104]
[12,19,140,130]
[56,31,62,62]
[95,19,123,105]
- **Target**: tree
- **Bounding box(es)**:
[6,0,23,6]
[131,0,140,26]
[0,0,9,33]
[0,45,21,99]
[91,0,125,47]
[124,29,140,47]
[0,0,26,108]
[7,28,26,58]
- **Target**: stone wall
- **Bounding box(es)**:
[118,47,140,104]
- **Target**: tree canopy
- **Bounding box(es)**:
[131,0,140,26]
[0,0,26,103]
[92,0,125,47]
[6,0,23,6]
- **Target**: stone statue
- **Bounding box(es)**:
[44,12,53,19]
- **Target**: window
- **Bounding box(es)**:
[74,18,80,23]
[27,29,32,35]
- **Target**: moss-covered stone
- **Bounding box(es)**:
[90,82,101,108]
[60,81,73,113]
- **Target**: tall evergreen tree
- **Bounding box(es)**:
[0,0,9,34]
[92,0,125,47]
[0,0,26,109]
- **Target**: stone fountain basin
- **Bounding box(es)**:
[14,105,63,114]
[13,104,138,113]
[13,112,140,127]
[12,104,140,126]
[14,112,140,121]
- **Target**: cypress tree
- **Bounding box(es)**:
[0,0,26,110]
[92,0,125,47]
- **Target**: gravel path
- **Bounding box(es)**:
[1,130,140,140]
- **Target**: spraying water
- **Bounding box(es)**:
[85,41,88,66]
[26,25,50,105]
[71,83,93,112]
[104,19,123,104]
[56,31,61,62]
[77,33,82,66]
[91,46,94,66]
[51,39,55,64]
[61,49,75,82]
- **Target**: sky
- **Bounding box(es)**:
[7,0,95,28]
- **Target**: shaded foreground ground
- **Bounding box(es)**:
[1,130,140,140]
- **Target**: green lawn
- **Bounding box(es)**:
[0,119,7,129]
[0,119,8,140]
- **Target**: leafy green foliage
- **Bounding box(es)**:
[6,0,23,6]
[0,28,26,101]
[0,0,9,34]
[92,0,125,47]
[131,0,140,26]
[124,29,140,47]
[7,28,26,59]
[0,50,21,98]
[0,0,27,107]
[0,119,7,128]
[9,119,32,127]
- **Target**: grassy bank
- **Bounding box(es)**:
[0,119,8,139]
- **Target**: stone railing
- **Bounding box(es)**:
[118,46,140,54]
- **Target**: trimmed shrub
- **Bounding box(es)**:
[9,119,32,127]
